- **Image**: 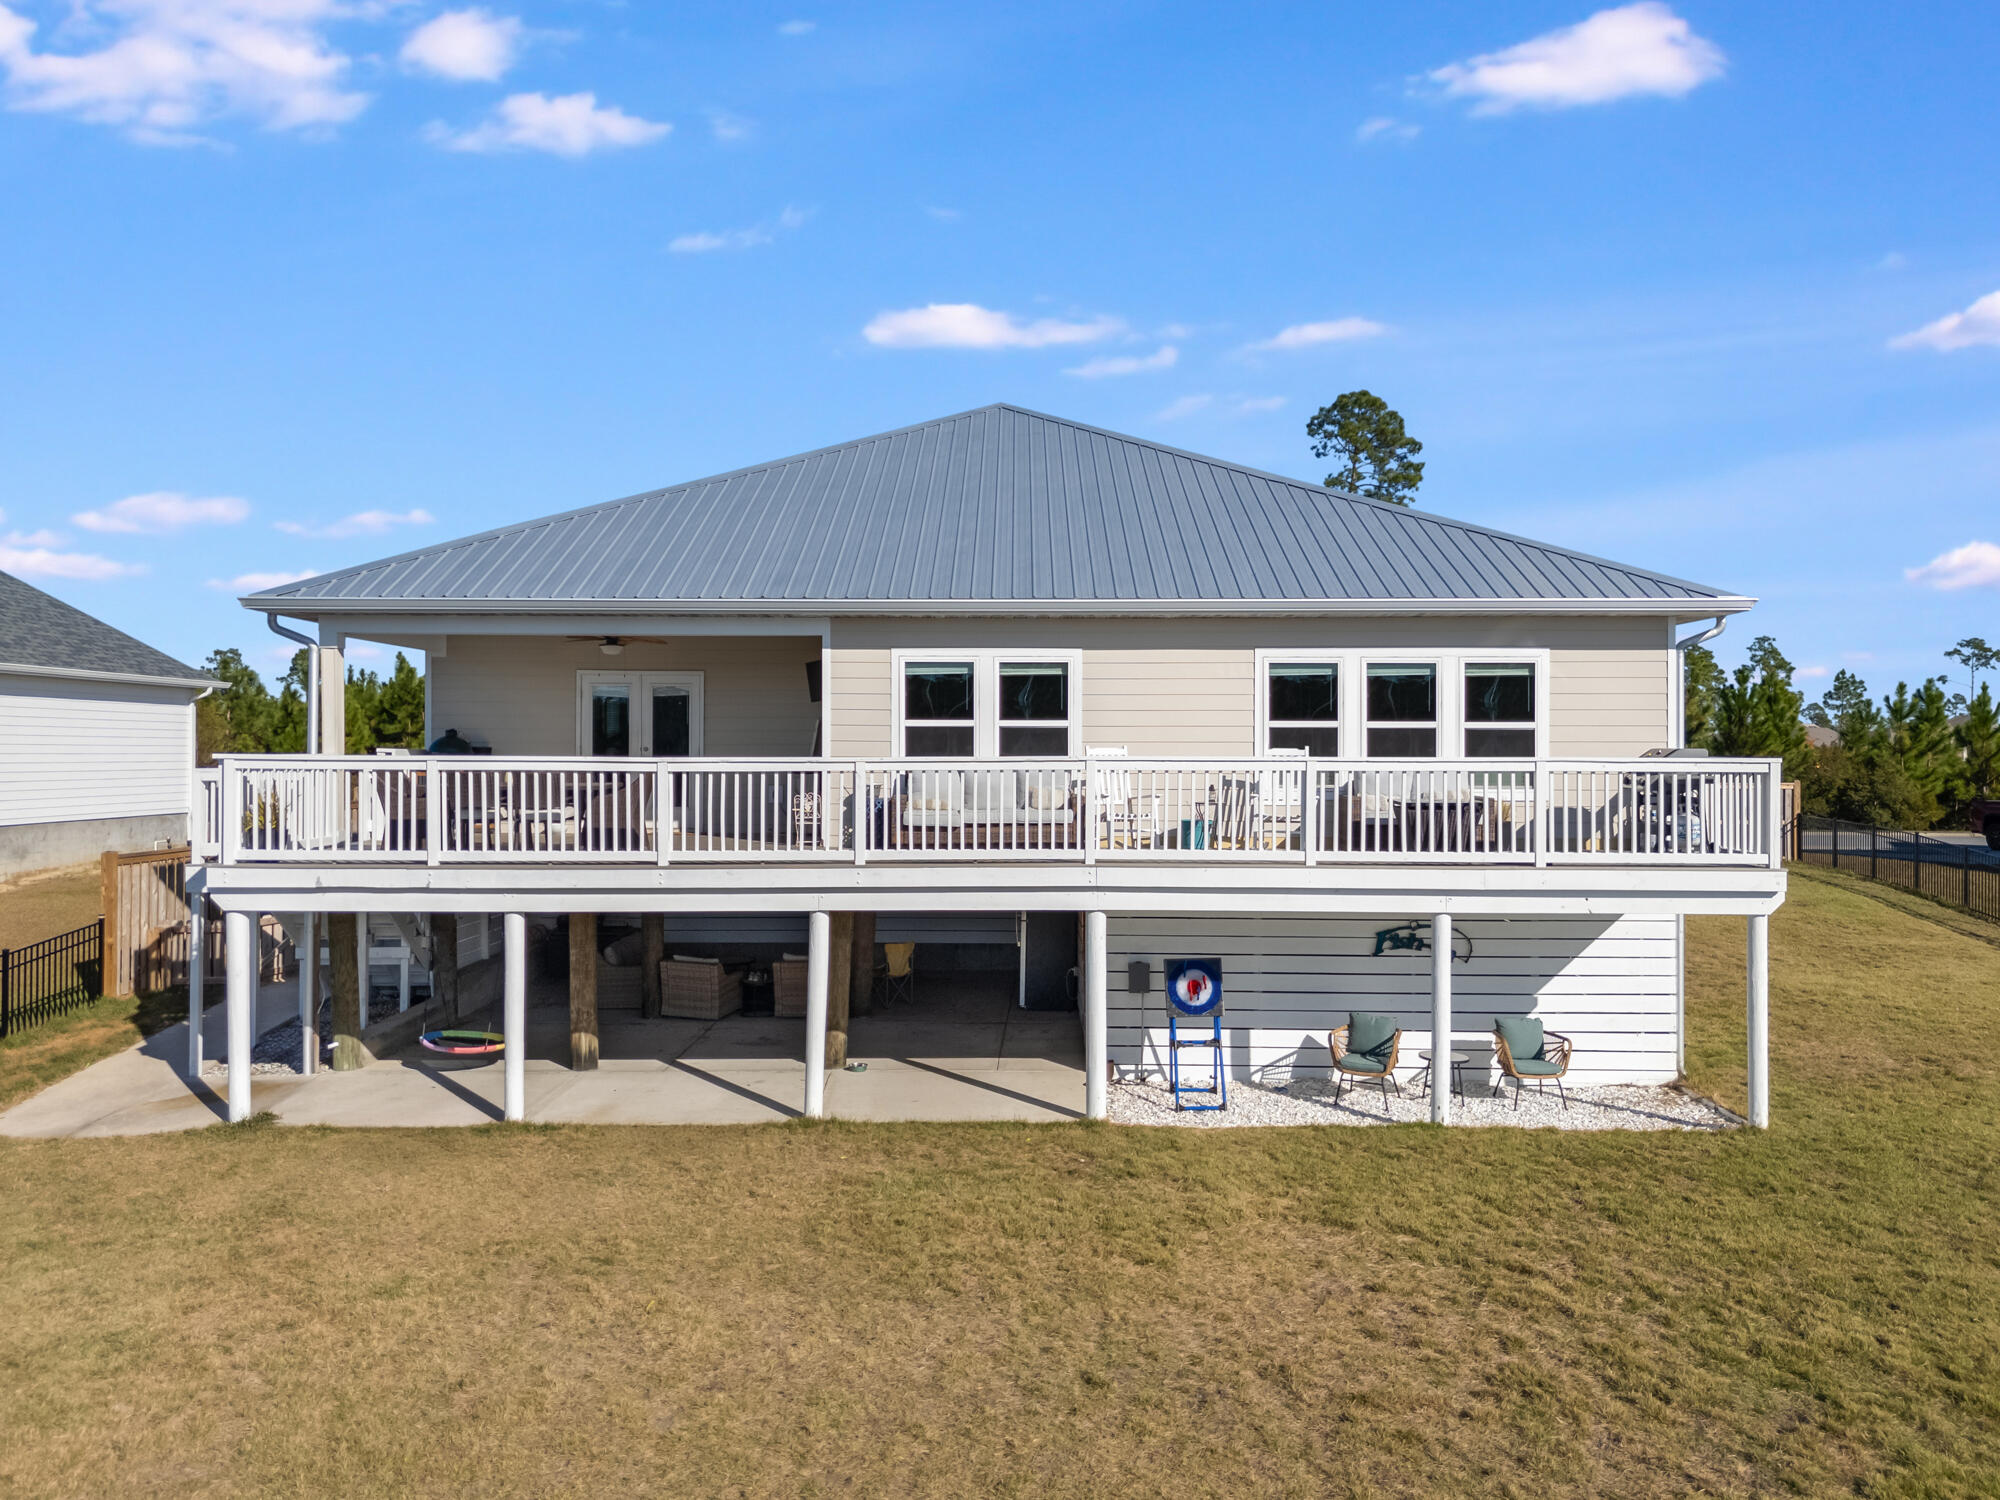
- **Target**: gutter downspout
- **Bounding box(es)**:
[267,614,320,755]
[1672,616,1726,751]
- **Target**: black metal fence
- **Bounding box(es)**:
[1798,815,2000,923]
[0,919,108,1039]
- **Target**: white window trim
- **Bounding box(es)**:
[891,650,1083,758]
[576,670,706,757]
[1254,649,1548,759]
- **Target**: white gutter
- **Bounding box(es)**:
[266,614,320,758]
[1674,617,1727,652]
[0,660,220,692]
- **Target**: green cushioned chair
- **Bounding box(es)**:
[1328,1012,1403,1111]
[1493,1016,1574,1110]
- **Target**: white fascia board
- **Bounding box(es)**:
[196,861,1786,918]
[241,597,1757,622]
[0,660,220,693]
[238,611,834,639]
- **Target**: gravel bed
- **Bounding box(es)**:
[1108,1074,1736,1131]
[199,1011,330,1078]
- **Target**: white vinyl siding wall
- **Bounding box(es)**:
[427,635,823,757]
[1106,913,1679,1087]
[0,672,191,826]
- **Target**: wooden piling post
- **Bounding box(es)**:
[429,912,459,1024]
[570,914,599,1070]
[641,913,664,1020]
[327,912,363,1070]
[826,912,854,1070]
[849,912,876,1018]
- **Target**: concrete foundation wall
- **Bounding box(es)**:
[0,813,187,881]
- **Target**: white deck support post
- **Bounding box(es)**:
[804,910,830,1118]
[1430,913,1452,1125]
[1747,912,1770,1129]
[224,909,253,1123]
[185,898,204,1078]
[1083,910,1108,1120]
[503,912,526,1123]
[298,912,317,1078]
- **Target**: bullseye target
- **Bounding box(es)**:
[1165,958,1223,1017]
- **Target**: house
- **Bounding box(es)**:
[194,404,1785,1127]
[0,569,217,878]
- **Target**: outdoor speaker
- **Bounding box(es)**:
[1127,959,1152,995]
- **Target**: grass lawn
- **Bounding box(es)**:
[2,868,1997,1497]
[0,861,101,951]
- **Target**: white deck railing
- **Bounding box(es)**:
[199,754,1782,870]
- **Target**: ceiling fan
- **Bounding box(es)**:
[565,634,671,656]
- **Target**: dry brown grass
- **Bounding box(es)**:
[1,869,1997,1498]
[0,862,101,951]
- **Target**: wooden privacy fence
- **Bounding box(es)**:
[100,848,291,999]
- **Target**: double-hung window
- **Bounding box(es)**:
[903,662,976,756]
[1265,662,1340,755]
[1365,663,1438,757]
[997,662,1070,756]
[1463,663,1536,757]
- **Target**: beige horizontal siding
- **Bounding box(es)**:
[827,647,892,758]
[1549,647,1673,757]
[429,635,822,757]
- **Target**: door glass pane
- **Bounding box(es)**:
[906,725,976,756]
[652,688,691,758]
[999,662,1067,721]
[905,664,974,721]
[1269,664,1337,722]
[1367,726,1437,757]
[1270,725,1339,756]
[1465,663,1534,723]
[591,685,631,756]
[1366,664,1435,720]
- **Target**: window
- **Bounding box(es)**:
[1365,663,1437,757]
[590,682,631,756]
[1464,663,1535,757]
[903,662,976,756]
[998,662,1069,756]
[1266,662,1339,755]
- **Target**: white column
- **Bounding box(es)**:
[804,910,830,1118]
[298,913,318,1078]
[185,899,205,1078]
[317,636,345,755]
[1747,912,1770,1129]
[503,912,526,1122]
[224,909,253,1123]
[1083,910,1108,1120]
[1430,914,1452,1125]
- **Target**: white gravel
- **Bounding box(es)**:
[1107,1073,1737,1131]
[198,1012,325,1077]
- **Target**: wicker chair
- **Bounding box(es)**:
[1328,1012,1403,1112]
[1493,1016,1573,1110]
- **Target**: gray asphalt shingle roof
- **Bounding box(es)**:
[0,570,213,685]
[247,405,1746,612]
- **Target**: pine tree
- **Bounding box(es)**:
[375,653,427,748]
[1958,684,2000,801]
[1683,643,1723,748]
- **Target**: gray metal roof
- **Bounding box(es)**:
[0,569,215,687]
[246,405,1749,614]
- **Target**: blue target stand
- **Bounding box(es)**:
[1165,958,1226,1111]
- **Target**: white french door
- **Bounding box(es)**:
[577,672,705,757]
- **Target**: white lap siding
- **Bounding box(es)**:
[0,673,191,827]
[1105,913,1679,1087]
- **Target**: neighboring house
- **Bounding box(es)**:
[1805,724,1840,749]
[196,404,1785,1125]
[0,569,217,878]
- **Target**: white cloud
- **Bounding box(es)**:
[206,569,318,591]
[0,539,144,579]
[1250,317,1388,352]
[1906,540,2000,591]
[1355,115,1419,144]
[274,507,434,539]
[1154,394,1213,422]
[863,303,1122,350]
[401,9,522,83]
[428,91,668,156]
[0,0,369,144]
[925,205,961,222]
[1429,3,1725,115]
[1889,291,2000,353]
[707,110,750,142]
[777,19,814,36]
[668,204,807,254]
[73,491,250,533]
[3,526,65,547]
[1234,395,1286,413]
[1065,345,1178,379]
[1797,664,1829,680]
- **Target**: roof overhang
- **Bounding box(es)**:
[241,595,1757,621]
[0,660,220,692]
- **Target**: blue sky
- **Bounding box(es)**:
[2,1,1997,702]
